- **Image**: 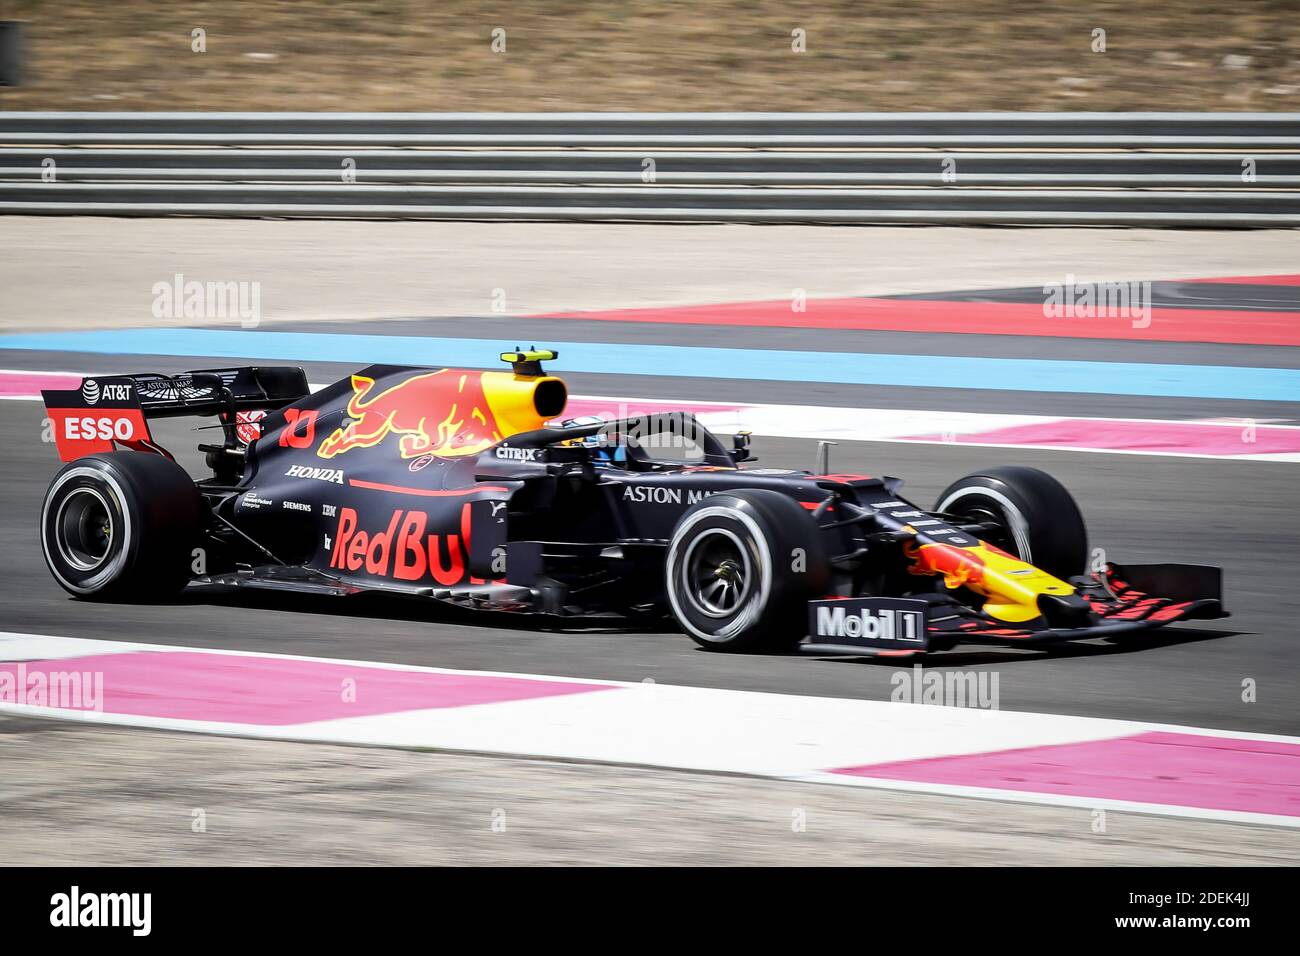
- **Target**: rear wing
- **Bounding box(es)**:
[41,366,309,462]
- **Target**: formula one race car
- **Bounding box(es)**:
[39,349,1226,656]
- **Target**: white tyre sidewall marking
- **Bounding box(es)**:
[666,505,773,643]
[41,465,133,595]
[938,485,1033,562]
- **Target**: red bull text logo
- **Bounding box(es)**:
[318,370,503,460]
[329,505,472,584]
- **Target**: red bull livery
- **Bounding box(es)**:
[36,349,1226,656]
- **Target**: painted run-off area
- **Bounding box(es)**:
[4,636,1298,827]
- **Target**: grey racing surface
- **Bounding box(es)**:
[2,395,1293,736]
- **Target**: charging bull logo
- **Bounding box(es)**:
[318,370,503,460]
[906,539,1074,623]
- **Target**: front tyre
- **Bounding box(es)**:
[665,489,830,653]
[40,452,206,601]
[935,465,1088,579]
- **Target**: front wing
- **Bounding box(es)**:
[804,563,1226,657]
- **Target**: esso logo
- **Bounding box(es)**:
[65,416,136,441]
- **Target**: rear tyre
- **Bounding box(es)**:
[665,489,830,653]
[934,465,1088,579]
[40,452,206,601]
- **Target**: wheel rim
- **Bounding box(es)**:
[55,487,114,571]
[682,528,753,618]
[959,505,1017,553]
[938,489,1030,561]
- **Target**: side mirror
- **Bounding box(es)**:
[731,430,756,463]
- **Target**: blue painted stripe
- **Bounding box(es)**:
[1,328,1297,402]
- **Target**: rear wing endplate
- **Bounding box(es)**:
[41,366,309,462]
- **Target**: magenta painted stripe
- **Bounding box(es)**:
[832,731,1300,817]
[0,371,80,397]
[902,419,1300,457]
[0,652,615,725]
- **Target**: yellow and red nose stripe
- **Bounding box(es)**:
[906,540,1074,623]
